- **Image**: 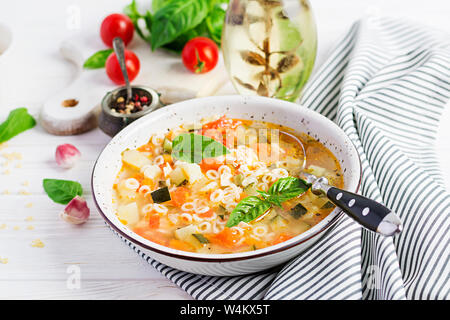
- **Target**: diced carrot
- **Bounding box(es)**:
[131,172,145,184]
[162,154,172,163]
[134,228,168,246]
[137,143,153,152]
[148,214,160,229]
[169,239,195,252]
[170,187,189,207]
[239,192,248,201]
[198,209,214,218]
[201,128,223,142]
[271,233,293,245]
[244,236,265,249]
[199,158,224,172]
[199,116,242,148]
[202,116,242,131]
[208,228,241,248]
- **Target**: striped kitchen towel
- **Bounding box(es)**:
[123,16,450,300]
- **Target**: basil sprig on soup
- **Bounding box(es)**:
[113,116,343,254]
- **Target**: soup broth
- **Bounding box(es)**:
[113,117,343,254]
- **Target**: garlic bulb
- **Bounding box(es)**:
[60,196,90,224]
[55,144,81,169]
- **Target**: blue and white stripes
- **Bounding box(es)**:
[120,16,450,300]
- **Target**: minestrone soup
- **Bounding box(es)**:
[113,116,343,254]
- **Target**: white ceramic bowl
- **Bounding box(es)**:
[92,95,361,276]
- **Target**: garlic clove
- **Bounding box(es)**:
[55,144,81,169]
[60,196,90,225]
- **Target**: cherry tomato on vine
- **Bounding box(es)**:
[105,50,140,85]
[100,13,134,47]
[181,37,219,74]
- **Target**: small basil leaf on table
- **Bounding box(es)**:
[43,179,83,205]
[171,133,230,163]
[0,108,36,143]
[151,0,209,50]
[83,49,113,69]
[226,196,272,228]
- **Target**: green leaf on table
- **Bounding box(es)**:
[171,133,230,164]
[151,0,209,50]
[0,108,36,143]
[43,179,83,205]
[226,196,272,228]
[83,49,113,69]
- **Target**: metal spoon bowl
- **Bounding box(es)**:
[280,130,403,236]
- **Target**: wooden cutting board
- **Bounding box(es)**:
[39,34,231,135]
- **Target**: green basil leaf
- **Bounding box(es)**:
[263,176,310,206]
[83,49,113,69]
[124,0,152,42]
[226,196,271,227]
[43,179,83,205]
[205,4,226,44]
[0,108,36,143]
[151,0,209,50]
[171,133,229,164]
[161,22,208,53]
[152,0,172,12]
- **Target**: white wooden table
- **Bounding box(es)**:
[0,0,449,299]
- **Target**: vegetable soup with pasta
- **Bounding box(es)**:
[113,116,343,254]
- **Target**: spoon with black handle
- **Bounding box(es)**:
[281,130,403,236]
[301,172,402,236]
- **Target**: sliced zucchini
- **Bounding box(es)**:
[270,214,289,232]
[192,233,209,244]
[218,205,228,215]
[151,187,171,203]
[244,183,259,196]
[233,173,244,186]
[290,203,307,219]
[163,137,172,153]
[174,224,199,247]
[320,201,334,209]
